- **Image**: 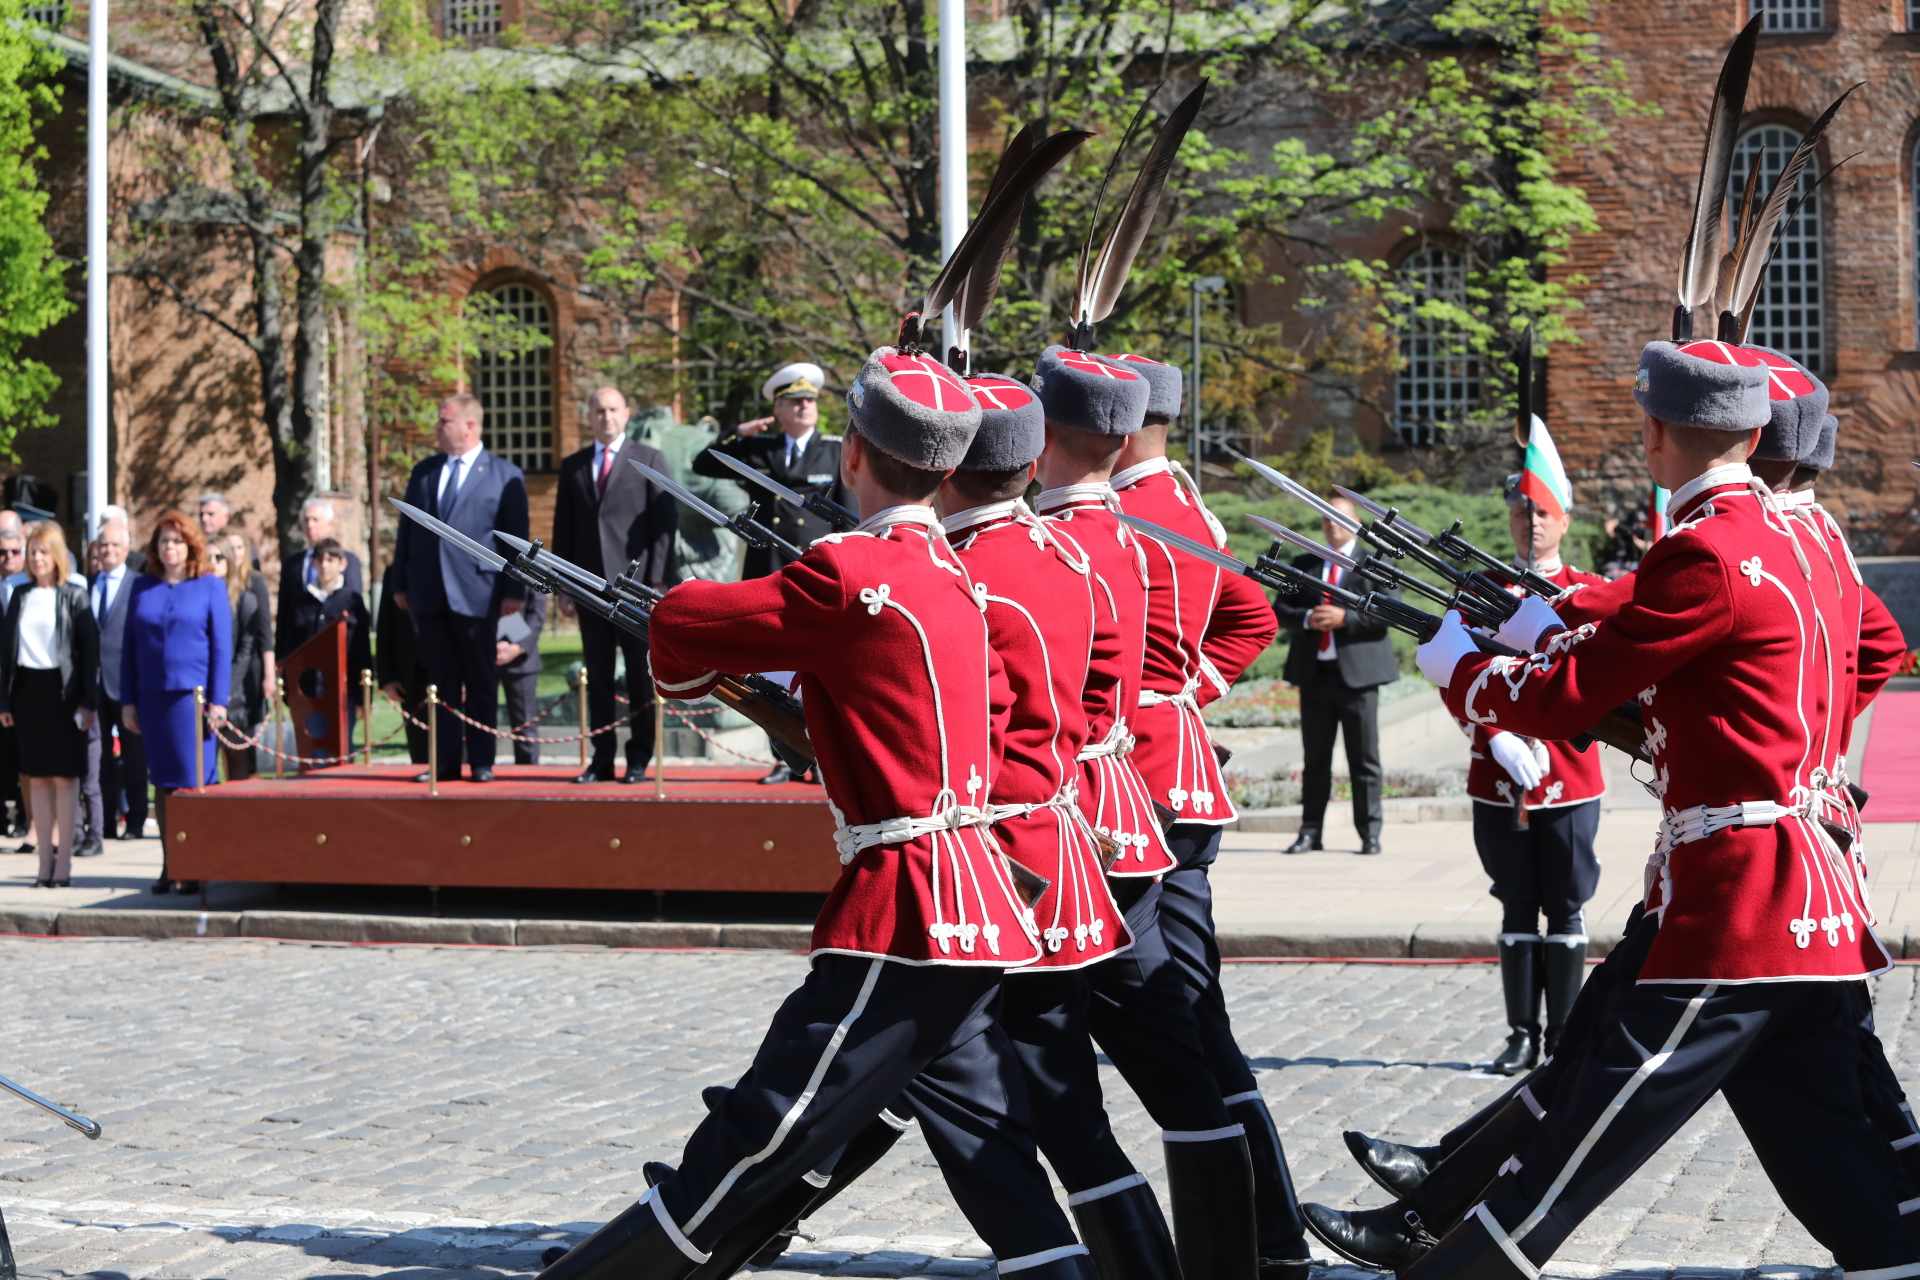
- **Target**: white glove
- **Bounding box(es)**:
[1496,594,1566,654]
[1488,731,1544,791]
[1416,610,1478,689]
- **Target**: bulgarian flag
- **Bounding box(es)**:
[1649,484,1671,541]
[1516,414,1572,519]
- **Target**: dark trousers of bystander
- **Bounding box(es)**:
[1298,663,1383,841]
[414,611,498,776]
[580,610,655,779]
[97,696,148,839]
[501,671,540,766]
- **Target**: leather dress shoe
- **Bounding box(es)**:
[469,767,496,783]
[619,770,648,784]
[571,769,613,784]
[1345,1130,1438,1200]
[1360,836,1383,855]
[74,839,103,858]
[1283,829,1321,854]
[759,762,792,785]
[1301,1202,1433,1268]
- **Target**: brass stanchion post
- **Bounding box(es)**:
[426,685,440,797]
[577,666,590,774]
[273,676,285,781]
[361,669,373,767]
[193,686,206,793]
[653,696,665,800]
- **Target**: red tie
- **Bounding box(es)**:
[1319,562,1342,653]
[596,446,613,496]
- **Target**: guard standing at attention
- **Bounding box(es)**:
[692,362,854,579]
[1466,466,1607,1076]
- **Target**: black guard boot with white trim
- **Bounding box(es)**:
[996,1247,1100,1280]
[1344,1130,1443,1200]
[1162,1130,1260,1280]
[1399,1205,1536,1280]
[535,1193,703,1280]
[1490,935,1542,1076]
[1540,934,1587,1056]
[1068,1178,1180,1280]
[750,1107,914,1266]
[1226,1095,1313,1280]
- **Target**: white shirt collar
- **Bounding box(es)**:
[1109,456,1172,491]
[447,442,484,468]
[1327,532,1358,557]
[783,428,816,458]
[1034,482,1117,514]
[593,435,626,458]
[857,504,943,536]
[941,498,1027,539]
[1666,462,1753,517]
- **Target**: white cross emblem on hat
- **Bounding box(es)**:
[971,380,1033,411]
[884,354,971,411]
[1058,351,1136,379]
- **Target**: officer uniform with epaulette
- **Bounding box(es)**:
[692,363,854,578]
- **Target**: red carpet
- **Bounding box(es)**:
[1863,691,1920,821]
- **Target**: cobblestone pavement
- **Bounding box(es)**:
[0,938,1911,1279]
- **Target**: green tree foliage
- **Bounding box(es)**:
[0,10,70,448]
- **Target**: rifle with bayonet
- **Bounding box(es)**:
[629,458,806,561]
[707,448,860,533]
[1115,513,1651,765]
[1331,484,1565,601]
[388,499,815,774]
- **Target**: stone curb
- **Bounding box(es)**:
[1231,796,1473,832]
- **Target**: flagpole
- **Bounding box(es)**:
[937,0,966,369]
[86,0,108,537]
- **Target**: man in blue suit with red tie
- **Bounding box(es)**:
[387,393,530,782]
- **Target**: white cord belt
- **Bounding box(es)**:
[984,778,1083,825]
[1076,718,1135,762]
[834,805,991,864]
[1653,800,1798,857]
[1139,676,1202,715]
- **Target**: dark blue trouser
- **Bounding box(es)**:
[655,956,1077,1265]
[1472,798,1601,937]
[1001,970,1141,1194]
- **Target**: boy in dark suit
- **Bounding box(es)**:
[1269,493,1401,855]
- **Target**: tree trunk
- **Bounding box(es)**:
[289,0,346,540]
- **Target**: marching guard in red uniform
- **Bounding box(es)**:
[539,348,1099,1280]
[1387,337,1920,1275]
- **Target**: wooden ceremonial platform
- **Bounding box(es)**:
[164,764,842,894]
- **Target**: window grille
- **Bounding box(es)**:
[1729,125,1825,373]
[1750,0,1824,31]
[445,0,499,39]
[474,284,555,473]
[22,3,63,24]
[1395,249,1481,446]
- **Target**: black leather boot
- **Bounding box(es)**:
[1343,1130,1442,1200]
[1302,1095,1540,1267]
[1399,1207,1534,1279]
[1001,1252,1101,1280]
[748,1109,912,1266]
[1541,935,1587,1056]
[536,1195,701,1280]
[1490,935,1541,1075]
[1282,828,1321,854]
[1069,1180,1180,1280]
[1163,1133,1259,1280]
[1227,1096,1312,1279]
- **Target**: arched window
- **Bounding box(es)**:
[1395,249,1481,446]
[1729,125,1825,373]
[474,284,555,473]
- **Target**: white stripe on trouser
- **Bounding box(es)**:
[1844,1265,1920,1280]
[881,1108,915,1131]
[1163,1125,1246,1142]
[1511,985,1716,1242]
[1066,1173,1147,1206]
[1901,1196,1920,1215]
[999,1244,1091,1273]
[644,1186,711,1264]
[1221,1090,1264,1106]
[1518,1085,1544,1120]
[1474,1203,1539,1278]
[802,1170,832,1188]
[1894,1134,1920,1151]
[679,958,887,1236]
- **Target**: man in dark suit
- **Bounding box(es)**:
[375,566,431,766]
[387,393,530,783]
[91,520,147,840]
[692,361,854,579]
[1270,493,1400,856]
[276,497,364,657]
[551,386,679,783]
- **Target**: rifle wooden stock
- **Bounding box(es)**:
[711,677,815,764]
[1584,705,1651,765]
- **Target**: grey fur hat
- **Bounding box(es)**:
[1034,345,1151,436]
[845,348,982,470]
[1099,353,1184,418]
[1805,414,1837,471]
[1633,340,1770,432]
[960,374,1045,471]
[1748,346,1829,463]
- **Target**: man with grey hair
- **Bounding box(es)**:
[277,496,363,657]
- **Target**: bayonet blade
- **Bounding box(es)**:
[709,446,810,508]
[1225,448,1362,534]
[1331,484,1438,543]
[494,531,612,593]
[1117,514,1259,578]
[629,458,733,530]
[1244,513,1359,570]
[390,499,507,572]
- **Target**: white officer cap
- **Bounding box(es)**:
[763,362,826,402]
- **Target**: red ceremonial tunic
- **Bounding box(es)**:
[1034,485,1179,877]
[1111,458,1279,826]
[946,500,1133,970]
[1463,561,1610,811]
[1436,466,1893,984]
[648,507,1041,968]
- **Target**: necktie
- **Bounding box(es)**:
[442,455,465,511]
[596,446,613,496]
[1319,562,1342,654]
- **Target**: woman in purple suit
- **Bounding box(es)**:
[120,511,230,895]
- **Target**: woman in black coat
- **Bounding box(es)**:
[0,523,98,887]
